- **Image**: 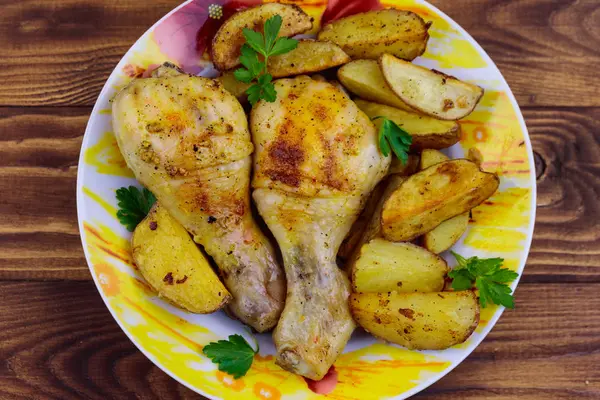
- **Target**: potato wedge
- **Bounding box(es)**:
[216,71,251,103]
[352,239,447,293]
[468,147,484,167]
[423,215,469,254]
[268,40,350,78]
[380,54,484,120]
[338,60,414,111]
[419,148,449,169]
[132,203,231,313]
[318,9,430,61]
[350,291,480,350]
[382,159,499,241]
[389,154,420,176]
[355,99,461,150]
[338,181,386,263]
[419,150,469,253]
[211,3,313,71]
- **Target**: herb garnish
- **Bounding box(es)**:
[234,15,298,105]
[372,117,413,165]
[115,186,157,232]
[203,334,259,379]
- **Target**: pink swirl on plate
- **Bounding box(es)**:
[154,0,261,74]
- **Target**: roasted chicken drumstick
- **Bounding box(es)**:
[251,76,390,379]
[112,64,285,332]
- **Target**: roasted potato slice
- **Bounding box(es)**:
[355,99,461,150]
[382,159,499,242]
[318,9,430,61]
[132,203,231,313]
[352,239,447,293]
[268,40,350,78]
[338,60,414,111]
[216,71,251,103]
[468,147,484,166]
[389,154,420,176]
[419,149,469,253]
[211,3,313,71]
[419,148,449,169]
[350,291,480,350]
[380,54,484,120]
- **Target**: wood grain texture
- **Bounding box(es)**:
[525,107,600,282]
[0,0,599,106]
[0,281,597,399]
[0,107,87,279]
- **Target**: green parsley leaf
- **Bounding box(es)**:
[234,15,298,105]
[242,28,265,56]
[202,334,259,379]
[246,84,263,106]
[234,68,254,84]
[449,252,519,309]
[448,268,474,291]
[115,186,157,232]
[372,117,412,164]
[264,15,282,52]
[270,37,298,56]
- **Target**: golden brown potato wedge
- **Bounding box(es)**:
[352,239,447,293]
[132,203,231,313]
[338,181,387,263]
[389,154,420,176]
[338,60,414,111]
[211,3,313,71]
[423,215,469,254]
[468,147,484,167]
[318,9,430,61]
[268,40,350,78]
[355,99,461,150]
[380,54,484,120]
[382,159,499,242]
[419,150,469,253]
[419,148,449,169]
[216,71,251,103]
[350,291,480,350]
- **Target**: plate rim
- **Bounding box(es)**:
[76,0,537,398]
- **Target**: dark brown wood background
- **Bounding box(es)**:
[0,0,599,398]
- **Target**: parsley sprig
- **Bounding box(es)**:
[234,15,298,105]
[448,251,519,309]
[372,117,413,165]
[203,334,259,379]
[116,186,157,232]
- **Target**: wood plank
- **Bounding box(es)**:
[525,107,600,282]
[0,107,86,279]
[0,281,597,399]
[0,0,599,106]
[0,106,599,280]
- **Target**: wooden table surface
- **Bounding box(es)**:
[1,0,599,399]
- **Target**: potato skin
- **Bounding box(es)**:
[355,100,461,150]
[318,9,430,61]
[338,60,414,111]
[268,40,350,78]
[350,291,480,350]
[382,159,499,242]
[352,239,448,293]
[419,149,469,254]
[380,54,484,120]
[132,203,231,313]
[211,3,313,71]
